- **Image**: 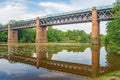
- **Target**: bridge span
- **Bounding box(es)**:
[0,5,114,44]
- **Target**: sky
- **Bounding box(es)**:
[0,0,116,34]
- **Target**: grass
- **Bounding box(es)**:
[93,71,120,80]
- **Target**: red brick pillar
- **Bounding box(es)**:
[91,45,100,78]
[36,17,47,43]
[92,7,100,45]
[8,23,18,43]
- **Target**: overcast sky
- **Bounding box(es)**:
[0,0,116,34]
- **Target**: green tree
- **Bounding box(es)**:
[100,34,106,44]
[18,28,36,43]
[47,26,65,42]
[105,4,120,54]
[65,30,90,43]
[47,27,57,42]
[0,31,8,42]
[106,5,120,45]
[0,23,7,42]
[65,30,75,40]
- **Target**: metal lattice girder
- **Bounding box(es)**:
[40,9,113,26]
[98,9,114,21]
[11,20,36,29]
[40,12,92,26]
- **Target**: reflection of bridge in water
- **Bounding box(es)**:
[0,44,120,78]
[2,54,103,78]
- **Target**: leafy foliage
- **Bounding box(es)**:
[18,28,36,43]
[47,26,91,43]
[105,4,120,55]
[0,31,8,42]
[106,5,120,45]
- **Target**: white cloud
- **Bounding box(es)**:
[38,0,116,13]
[70,0,116,9]
[0,1,56,24]
[0,0,27,24]
[38,2,76,12]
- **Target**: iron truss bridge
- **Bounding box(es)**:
[0,5,114,31]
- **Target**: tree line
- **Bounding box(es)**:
[0,25,91,43]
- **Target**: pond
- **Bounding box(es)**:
[0,43,120,80]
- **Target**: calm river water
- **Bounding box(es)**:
[0,43,120,80]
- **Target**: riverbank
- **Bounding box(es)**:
[93,71,120,80]
[0,42,90,46]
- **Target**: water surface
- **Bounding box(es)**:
[0,43,120,80]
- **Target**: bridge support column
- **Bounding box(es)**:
[92,7,100,45]
[8,24,18,43]
[36,17,47,43]
[91,45,100,78]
